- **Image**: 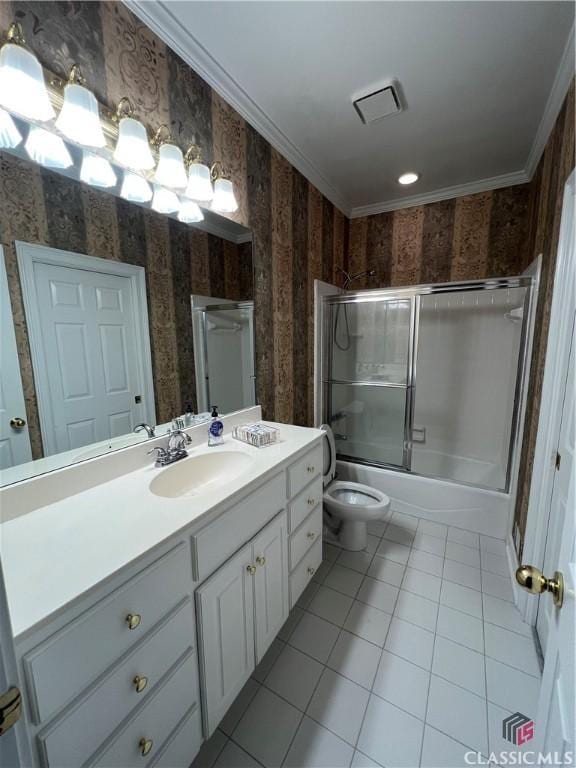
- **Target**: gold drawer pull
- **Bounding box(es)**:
[307,531,316,540]
[126,613,141,630]
[247,564,257,576]
[307,566,316,576]
[133,675,148,693]
[139,737,153,757]
[307,465,315,474]
[307,498,315,506]
[256,556,266,567]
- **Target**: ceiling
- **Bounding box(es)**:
[130,1,574,217]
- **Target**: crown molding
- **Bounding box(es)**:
[525,24,575,179]
[125,0,352,216]
[349,170,531,218]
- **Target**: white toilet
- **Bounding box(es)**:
[321,424,391,551]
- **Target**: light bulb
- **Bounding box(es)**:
[56,83,105,148]
[178,197,204,224]
[154,143,187,189]
[120,171,152,203]
[80,151,116,188]
[114,116,154,171]
[398,172,419,185]
[185,161,214,202]
[0,42,55,121]
[151,184,179,214]
[211,177,238,213]
[25,126,72,169]
[0,107,22,148]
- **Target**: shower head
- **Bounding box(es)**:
[338,267,377,289]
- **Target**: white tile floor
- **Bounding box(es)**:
[193,512,541,768]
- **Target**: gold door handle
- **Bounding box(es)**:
[126,613,141,630]
[139,737,153,756]
[307,532,316,540]
[9,417,26,429]
[0,686,22,736]
[307,498,315,506]
[256,556,266,567]
[133,675,148,693]
[307,567,316,576]
[516,565,564,607]
[247,564,257,576]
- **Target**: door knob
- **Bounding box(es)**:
[9,417,26,430]
[255,556,266,567]
[516,565,564,607]
[246,564,256,576]
[0,686,21,735]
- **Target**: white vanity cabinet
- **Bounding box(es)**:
[196,511,288,736]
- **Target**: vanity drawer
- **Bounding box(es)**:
[24,544,190,725]
[289,537,322,609]
[38,599,196,767]
[290,506,322,571]
[149,706,203,768]
[92,650,198,768]
[288,475,323,532]
[288,443,322,499]
[192,472,285,582]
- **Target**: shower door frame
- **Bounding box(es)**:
[320,275,535,493]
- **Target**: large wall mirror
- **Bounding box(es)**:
[0,145,254,487]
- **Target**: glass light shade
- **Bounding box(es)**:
[55,83,105,148]
[0,43,55,121]
[80,151,116,188]
[120,171,152,203]
[0,107,22,148]
[178,197,204,224]
[151,184,179,214]
[153,143,187,189]
[211,177,238,213]
[113,117,154,171]
[25,126,72,169]
[185,162,213,202]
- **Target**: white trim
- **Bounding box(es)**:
[518,169,576,625]
[125,0,350,217]
[349,171,530,218]
[15,242,156,457]
[525,25,575,179]
[127,2,573,219]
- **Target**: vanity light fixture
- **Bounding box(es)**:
[113,98,155,172]
[80,150,116,188]
[210,162,238,213]
[151,183,180,214]
[152,127,188,189]
[120,170,152,203]
[184,145,214,202]
[0,23,55,122]
[178,197,204,224]
[0,106,22,148]
[55,66,106,148]
[25,125,72,169]
[398,172,420,185]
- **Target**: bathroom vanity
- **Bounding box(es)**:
[0,414,323,768]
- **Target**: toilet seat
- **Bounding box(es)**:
[323,480,390,521]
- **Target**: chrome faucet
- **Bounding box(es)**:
[134,423,155,438]
[148,429,192,467]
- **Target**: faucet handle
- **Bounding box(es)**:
[148,446,168,459]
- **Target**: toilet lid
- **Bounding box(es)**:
[320,424,336,487]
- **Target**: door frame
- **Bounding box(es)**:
[519,169,576,626]
[16,241,156,457]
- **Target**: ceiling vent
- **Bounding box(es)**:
[353,83,402,124]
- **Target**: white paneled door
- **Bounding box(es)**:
[0,248,32,470]
[17,244,155,457]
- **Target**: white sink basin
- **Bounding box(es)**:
[149,450,254,498]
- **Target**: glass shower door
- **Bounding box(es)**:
[325,296,415,468]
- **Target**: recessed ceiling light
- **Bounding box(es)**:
[398,172,419,185]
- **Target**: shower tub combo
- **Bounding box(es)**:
[318,275,536,540]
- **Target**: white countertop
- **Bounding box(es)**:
[1,422,323,637]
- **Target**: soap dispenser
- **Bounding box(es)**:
[208,405,224,446]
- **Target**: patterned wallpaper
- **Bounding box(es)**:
[513,80,575,557]
[347,185,532,288]
[0,152,252,459]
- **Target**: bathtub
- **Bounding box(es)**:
[337,459,512,539]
